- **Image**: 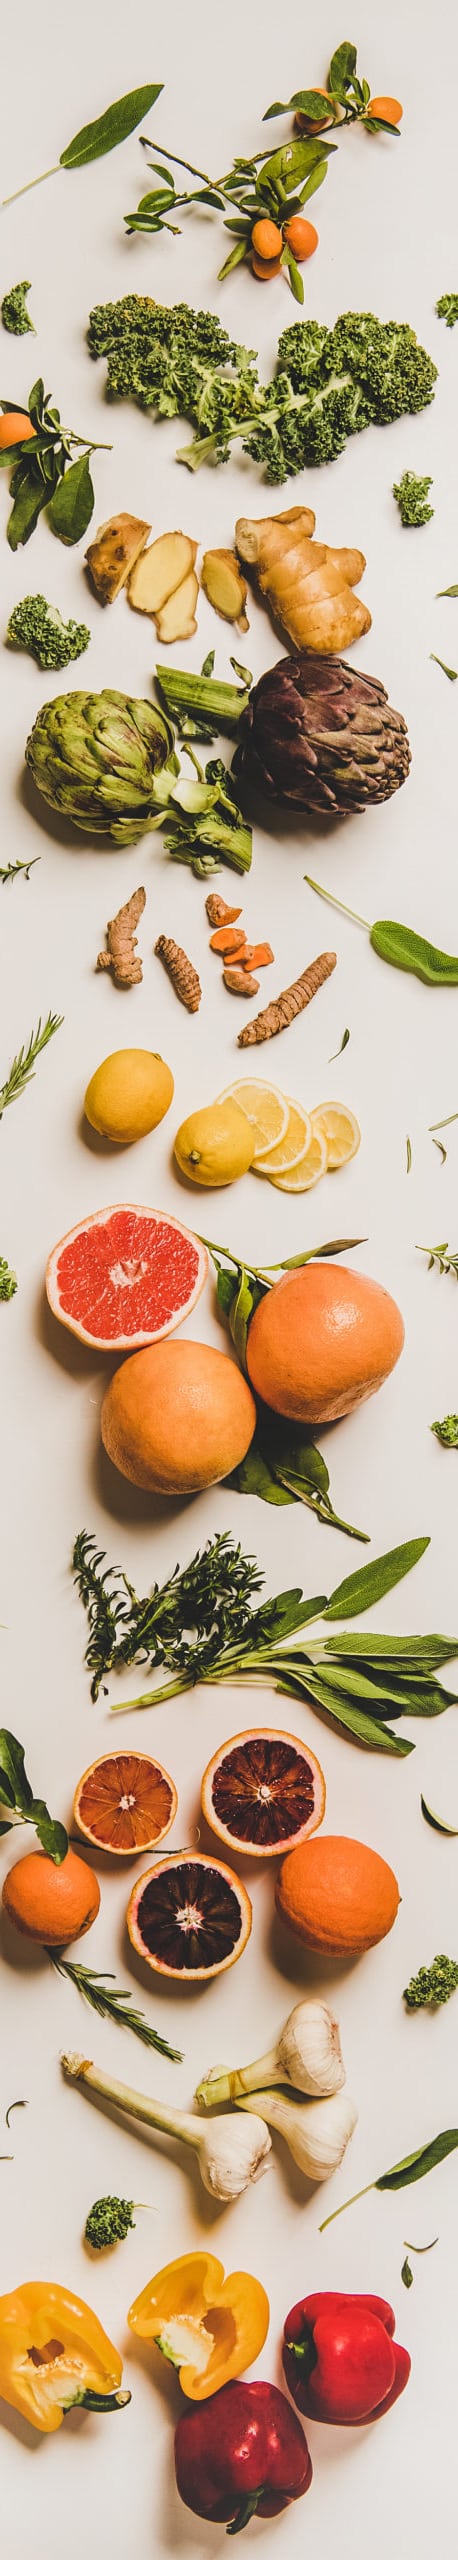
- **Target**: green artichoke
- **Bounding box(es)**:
[25,688,176,846]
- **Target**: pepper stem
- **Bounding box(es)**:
[319,2177,375,2231]
[67,2387,131,2414]
[304,874,370,932]
[227,2492,264,2535]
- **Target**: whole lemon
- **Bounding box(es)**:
[84,1050,174,1145]
[174,1100,255,1187]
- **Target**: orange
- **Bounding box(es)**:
[2,1846,100,1946]
[251,218,283,260]
[246,1261,404,1424]
[276,1833,400,1956]
[0,412,36,449]
[101,1338,256,1495]
[368,96,403,124]
[201,1728,325,1858]
[252,251,282,280]
[127,1851,252,1980]
[283,217,319,262]
[73,1751,178,1857]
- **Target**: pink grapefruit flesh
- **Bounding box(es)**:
[46,1205,208,1350]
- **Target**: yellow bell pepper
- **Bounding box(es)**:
[0,2282,130,2434]
[128,2250,269,2400]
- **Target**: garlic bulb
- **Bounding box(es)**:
[61,2052,271,2205]
[195,1997,345,2109]
[236,2088,358,2185]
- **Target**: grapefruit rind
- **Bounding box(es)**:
[201,1728,326,1857]
[45,1204,208,1350]
[127,1850,252,1980]
[73,1751,178,1858]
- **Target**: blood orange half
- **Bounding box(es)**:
[73,1751,178,1857]
[46,1205,208,1350]
[201,1729,325,1857]
[127,1851,252,1981]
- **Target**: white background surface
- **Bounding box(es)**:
[1,1,457,2551]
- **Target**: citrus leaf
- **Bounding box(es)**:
[231,1434,293,1504]
[47,451,94,544]
[324,1538,430,1621]
[261,138,327,188]
[420,1795,458,1834]
[299,159,329,205]
[7,472,47,548]
[376,2130,458,2190]
[60,85,163,170]
[0,1731,33,1812]
[218,238,250,282]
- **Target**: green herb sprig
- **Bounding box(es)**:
[49,1955,182,2061]
[417,1241,458,1279]
[305,874,458,989]
[0,1012,62,1121]
[2,86,163,208]
[0,1730,67,1861]
[0,380,111,550]
[0,858,38,885]
[320,2129,458,2229]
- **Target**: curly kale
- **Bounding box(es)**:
[88,297,437,485]
[404,1955,458,2009]
[7,595,90,670]
[436,293,458,328]
[431,1413,458,1447]
[393,469,434,527]
[0,1257,17,1301]
[1,280,34,335]
[85,2195,136,2250]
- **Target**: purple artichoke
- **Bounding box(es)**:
[233,652,411,815]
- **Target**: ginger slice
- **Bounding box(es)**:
[201,548,249,633]
[85,513,151,605]
[128,533,197,617]
[155,568,199,644]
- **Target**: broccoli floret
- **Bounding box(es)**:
[404,1954,458,2009]
[0,1257,17,1301]
[1,279,34,336]
[393,469,434,526]
[431,1412,458,1446]
[436,293,458,328]
[7,595,90,670]
[85,2195,136,2250]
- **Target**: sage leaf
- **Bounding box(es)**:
[421,1795,458,1834]
[287,1673,412,1755]
[48,451,94,544]
[376,2129,458,2190]
[60,85,163,171]
[324,1538,430,1622]
[437,585,458,596]
[401,2257,413,2288]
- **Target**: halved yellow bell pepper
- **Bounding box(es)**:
[128,2250,269,2400]
[0,2282,130,2434]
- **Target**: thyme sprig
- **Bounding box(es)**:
[49,1956,182,2061]
[0,1011,63,1120]
[417,1240,458,1279]
[0,858,38,885]
[72,1531,263,1700]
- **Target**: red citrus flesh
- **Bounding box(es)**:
[127,1852,252,1980]
[73,1752,178,1856]
[201,1729,326,1856]
[45,1205,208,1349]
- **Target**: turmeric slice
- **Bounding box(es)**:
[238,951,337,1046]
[155,935,201,1012]
[96,887,146,989]
[209,925,248,956]
[205,893,243,927]
[224,967,260,996]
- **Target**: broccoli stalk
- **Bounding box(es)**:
[393,470,434,527]
[436,293,458,328]
[1,280,34,335]
[404,1955,458,2009]
[6,595,90,670]
[85,2195,138,2250]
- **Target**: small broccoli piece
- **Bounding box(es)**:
[0,1257,17,1301]
[431,1413,458,1446]
[1,280,34,336]
[393,469,434,526]
[85,2195,136,2250]
[404,1954,458,2009]
[436,293,458,328]
[6,595,90,670]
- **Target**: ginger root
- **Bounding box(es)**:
[155,935,201,1012]
[97,887,146,988]
[238,950,336,1046]
[235,506,371,653]
[85,514,151,604]
[201,548,249,633]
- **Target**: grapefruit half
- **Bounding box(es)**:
[46,1205,208,1350]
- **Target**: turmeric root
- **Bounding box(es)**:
[224,967,260,996]
[205,893,243,928]
[238,950,337,1046]
[155,935,201,1012]
[235,507,371,654]
[97,887,146,988]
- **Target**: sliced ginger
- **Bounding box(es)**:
[85,513,151,604]
[155,568,199,644]
[201,548,249,632]
[235,506,371,653]
[128,532,198,617]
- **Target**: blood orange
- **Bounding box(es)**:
[201,1729,325,1857]
[45,1205,207,1350]
[127,1851,252,1981]
[73,1751,178,1857]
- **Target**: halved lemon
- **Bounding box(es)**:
[271,1126,328,1192]
[254,1099,312,1178]
[201,1728,326,1857]
[73,1751,178,1858]
[218,1078,289,1159]
[127,1850,252,1980]
[310,1103,361,1170]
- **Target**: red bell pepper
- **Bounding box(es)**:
[283,2289,410,2426]
[174,2376,312,2533]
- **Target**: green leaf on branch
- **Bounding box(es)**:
[0,1730,67,1862]
[47,451,94,543]
[60,85,163,170]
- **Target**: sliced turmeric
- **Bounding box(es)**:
[96,887,146,989]
[224,967,260,996]
[205,894,243,928]
[235,506,371,654]
[209,925,248,956]
[238,942,274,971]
[237,950,337,1045]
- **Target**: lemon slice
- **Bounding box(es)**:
[271,1126,328,1192]
[311,1102,361,1170]
[219,1078,289,1159]
[254,1098,312,1177]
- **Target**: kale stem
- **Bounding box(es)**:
[2,162,61,206]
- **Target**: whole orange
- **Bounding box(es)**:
[2,1846,100,1946]
[251,218,283,260]
[283,217,318,262]
[276,1833,400,1956]
[0,412,36,448]
[252,252,283,280]
[368,96,403,125]
[246,1262,404,1423]
[101,1338,256,1495]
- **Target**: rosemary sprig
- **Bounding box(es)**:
[0,1011,63,1120]
[417,1240,458,1278]
[72,1529,262,1700]
[49,1956,183,2062]
[0,857,39,885]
